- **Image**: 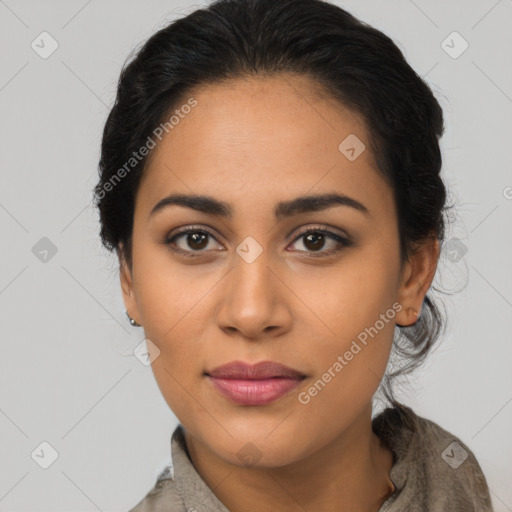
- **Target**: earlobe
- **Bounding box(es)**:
[396,306,420,328]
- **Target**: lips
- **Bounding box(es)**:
[205,360,306,406]
[205,360,306,380]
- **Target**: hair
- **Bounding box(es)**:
[94,0,454,427]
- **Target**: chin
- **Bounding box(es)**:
[206,419,310,468]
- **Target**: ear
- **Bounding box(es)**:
[119,244,141,325]
[395,236,440,327]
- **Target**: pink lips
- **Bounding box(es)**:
[206,360,306,406]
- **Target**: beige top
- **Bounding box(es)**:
[128,405,494,511]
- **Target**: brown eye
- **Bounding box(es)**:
[182,232,209,250]
[288,228,353,257]
[303,232,327,251]
[164,226,223,257]
[164,225,352,259]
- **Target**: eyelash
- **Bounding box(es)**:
[163,225,353,259]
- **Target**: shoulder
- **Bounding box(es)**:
[127,477,186,512]
[373,404,494,511]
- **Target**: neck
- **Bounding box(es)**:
[184,403,396,512]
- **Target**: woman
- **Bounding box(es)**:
[94,0,493,510]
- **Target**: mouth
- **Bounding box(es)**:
[204,360,307,406]
[205,360,306,379]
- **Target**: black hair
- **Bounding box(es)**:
[93,0,453,425]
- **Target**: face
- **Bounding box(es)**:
[120,74,438,467]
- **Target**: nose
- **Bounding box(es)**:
[215,250,292,340]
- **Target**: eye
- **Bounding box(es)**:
[287,227,353,257]
[163,225,353,258]
[164,225,223,257]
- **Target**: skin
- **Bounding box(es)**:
[120,73,440,512]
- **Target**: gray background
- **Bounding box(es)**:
[0,0,511,510]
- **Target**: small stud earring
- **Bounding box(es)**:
[126,310,141,327]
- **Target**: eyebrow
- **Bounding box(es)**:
[149,192,369,220]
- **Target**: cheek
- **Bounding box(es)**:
[132,239,217,341]
[296,247,400,338]
[296,306,396,430]
[293,248,399,401]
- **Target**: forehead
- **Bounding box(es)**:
[137,74,390,218]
